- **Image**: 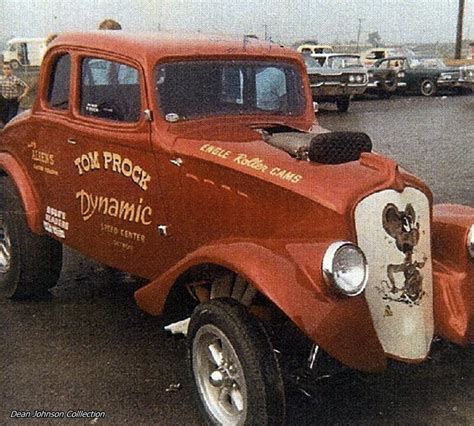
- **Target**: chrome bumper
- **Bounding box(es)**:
[311,83,367,97]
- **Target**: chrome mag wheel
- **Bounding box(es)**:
[192,324,247,425]
[0,214,12,274]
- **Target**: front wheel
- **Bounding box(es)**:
[0,176,62,299]
[378,91,393,100]
[188,298,285,425]
[335,96,350,112]
[419,79,437,97]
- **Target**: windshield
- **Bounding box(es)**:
[155,60,305,120]
[327,56,363,69]
[409,57,446,69]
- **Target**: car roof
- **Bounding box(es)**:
[50,31,301,63]
[324,53,360,58]
[298,44,332,49]
[375,56,408,63]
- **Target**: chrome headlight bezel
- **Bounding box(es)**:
[468,225,474,259]
[322,241,369,297]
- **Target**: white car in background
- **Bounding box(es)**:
[2,37,48,68]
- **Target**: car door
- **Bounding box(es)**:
[38,52,173,278]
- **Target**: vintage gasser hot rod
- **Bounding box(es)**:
[0,32,473,425]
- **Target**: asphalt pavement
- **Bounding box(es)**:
[1,94,473,425]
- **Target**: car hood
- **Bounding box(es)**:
[307,66,365,75]
[411,66,459,73]
[171,122,430,216]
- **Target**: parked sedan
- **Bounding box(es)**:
[302,53,368,112]
[371,56,462,97]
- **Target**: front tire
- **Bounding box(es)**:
[380,71,398,97]
[188,298,285,425]
[0,176,62,299]
[335,96,350,112]
[419,79,436,97]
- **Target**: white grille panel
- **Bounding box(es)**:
[355,188,433,360]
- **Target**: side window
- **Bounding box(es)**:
[80,57,140,122]
[221,66,243,105]
[47,54,71,110]
[374,51,385,59]
[117,64,138,84]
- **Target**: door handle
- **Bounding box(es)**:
[67,138,77,145]
[170,157,183,167]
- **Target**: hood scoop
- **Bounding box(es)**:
[264,131,372,164]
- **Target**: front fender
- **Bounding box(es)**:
[0,153,42,233]
[432,204,474,345]
[134,240,386,372]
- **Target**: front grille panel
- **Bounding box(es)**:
[308,73,366,85]
[355,188,434,360]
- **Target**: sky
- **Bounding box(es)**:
[0,0,472,45]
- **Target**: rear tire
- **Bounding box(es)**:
[419,79,436,97]
[188,298,285,425]
[0,176,62,299]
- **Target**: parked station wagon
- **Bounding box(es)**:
[0,32,473,425]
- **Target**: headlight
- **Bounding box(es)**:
[349,75,356,83]
[397,71,405,78]
[355,74,363,82]
[322,241,368,296]
[468,225,474,259]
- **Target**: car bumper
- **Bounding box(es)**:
[366,80,406,90]
[459,80,474,90]
[436,79,462,88]
[310,83,367,97]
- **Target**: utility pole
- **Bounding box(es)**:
[455,0,465,59]
[263,24,269,41]
[356,18,363,52]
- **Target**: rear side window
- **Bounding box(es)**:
[47,54,71,110]
[80,57,140,122]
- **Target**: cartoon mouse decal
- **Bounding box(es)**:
[378,203,427,306]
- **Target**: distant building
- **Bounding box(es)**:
[470,42,474,59]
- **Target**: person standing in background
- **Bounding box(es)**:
[98,19,122,30]
[0,62,30,124]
